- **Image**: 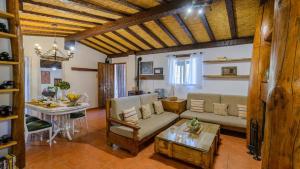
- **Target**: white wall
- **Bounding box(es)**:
[23,36,107,108]
[112,44,253,99]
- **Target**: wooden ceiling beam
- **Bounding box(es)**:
[20,19,87,29]
[139,23,168,48]
[154,19,180,46]
[22,0,115,22]
[109,0,145,11]
[101,34,130,51]
[107,37,253,57]
[124,27,154,49]
[21,25,79,32]
[79,41,111,54]
[67,0,127,17]
[199,14,215,41]
[22,30,68,37]
[21,11,101,25]
[112,31,143,51]
[93,36,122,53]
[173,14,197,44]
[84,39,113,54]
[87,37,119,54]
[225,0,237,38]
[66,0,192,41]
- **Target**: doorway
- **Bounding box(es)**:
[114,63,126,98]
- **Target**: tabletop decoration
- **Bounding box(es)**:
[186,118,202,134]
[56,81,70,100]
[66,92,81,106]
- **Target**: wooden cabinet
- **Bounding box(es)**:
[161,99,187,114]
[98,63,114,108]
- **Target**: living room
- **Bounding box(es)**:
[0,0,299,169]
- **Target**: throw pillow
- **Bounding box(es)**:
[153,101,164,114]
[123,107,139,124]
[190,99,204,113]
[237,104,247,119]
[141,104,152,119]
[213,103,228,116]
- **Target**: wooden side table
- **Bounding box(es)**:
[161,99,187,114]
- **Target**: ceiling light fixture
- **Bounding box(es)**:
[186,0,213,15]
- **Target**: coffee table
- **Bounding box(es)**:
[154,119,220,169]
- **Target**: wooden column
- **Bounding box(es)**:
[247,0,274,149]
[262,0,300,168]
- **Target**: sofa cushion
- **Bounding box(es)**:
[187,93,220,112]
[111,96,141,120]
[141,104,152,119]
[180,110,246,128]
[190,99,204,113]
[140,93,158,114]
[110,112,179,140]
[221,95,247,116]
[153,101,164,114]
[213,103,228,116]
[123,107,139,124]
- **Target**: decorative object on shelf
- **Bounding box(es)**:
[0,105,12,117]
[0,52,13,61]
[140,61,153,75]
[0,23,8,33]
[0,81,14,89]
[186,118,202,134]
[34,24,75,61]
[0,135,12,145]
[154,68,163,75]
[216,56,227,61]
[66,92,81,106]
[222,66,237,76]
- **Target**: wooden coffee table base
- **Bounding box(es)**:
[154,120,220,169]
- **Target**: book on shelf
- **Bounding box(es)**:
[0,154,16,169]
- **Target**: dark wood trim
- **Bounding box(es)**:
[22,30,68,36]
[225,0,237,38]
[66,0,192,41]
[199,14,215,41]
[71,67,98,72]
[154,19,181,46]
[173,14,197,44]
[20,18,88,29]
[22,0,115,22]
[21,10,101,25]
[101,34,130,51]
[139,23,168,48]
[94,36,122,53]
[108,37,253,57]
[21,25,79,32]
[68,0,127,17]
[112,31,143,50]
[139,75,164,80]
[110,0,145,11]
[124,27,153,49]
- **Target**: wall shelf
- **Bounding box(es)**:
[0,89,20,93]
[0,141,17,150]
[203,58,251,63]
[0,115,18,122]
[203,75,250,79]
[0,11,15,19]
[0,61,19,65]
[0,32,17,38]
[139,75,164,80]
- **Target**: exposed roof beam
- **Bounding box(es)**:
[79,41,110,54]
[22,30,68,37]
[67,0,127,17]
[22,0,115,22]
[154,19,180,46]
[101,34,130,51]
[21,11,101,25]
[225,0,237,38]
[199,14,215,41]
[93,36,122,53]
[108,37,253,57]
[139,23,168,48]
[21,25,79,32]
[66,0,193,41]
[82,39,113,54]
[87,37,119,53]
[110,0,145,11]
[112,31,143,51]
[173,14,197,44]
[124,27,153,49]
[20,19,87,29]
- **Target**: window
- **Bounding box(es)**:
[168,53,203,86]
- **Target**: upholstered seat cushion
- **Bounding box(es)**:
[180,110,246,128]
[25,115,40,124]
[27,120,52,132]
[110,112,179,140]
[70,111,85,119]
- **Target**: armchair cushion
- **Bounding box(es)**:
[140,93,158,114]
[111,96,142,120]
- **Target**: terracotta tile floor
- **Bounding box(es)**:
[25,109,261,169]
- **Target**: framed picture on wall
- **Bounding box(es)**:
[54,78,62,86]
[41,71,50,84]
[154,68,163,75]
[140,61,153,75]
[222,66,237,76]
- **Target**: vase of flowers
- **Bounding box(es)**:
[57,81,70,100]
[66,92,81,106]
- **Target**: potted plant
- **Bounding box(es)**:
[186,118,202,134]
[57,81,70,100]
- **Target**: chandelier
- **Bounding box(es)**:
[34,24,75,61]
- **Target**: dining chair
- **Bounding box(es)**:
[70,110,88,135]
[25,114,53,147]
